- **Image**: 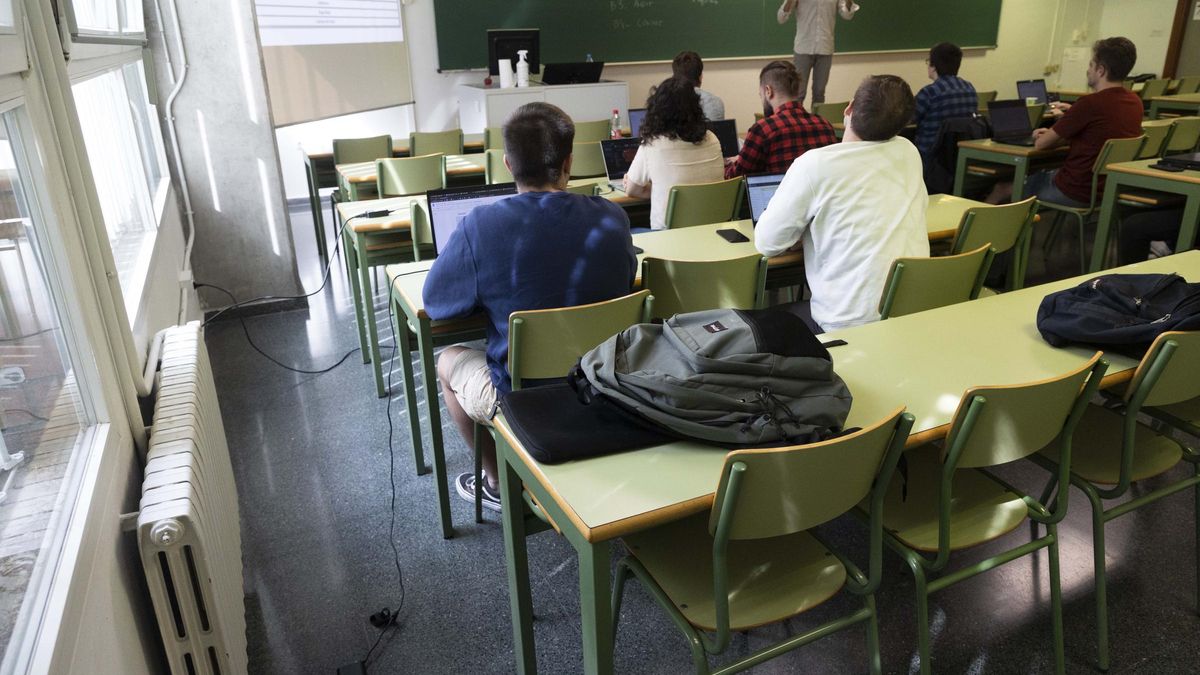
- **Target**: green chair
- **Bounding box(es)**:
[409,129,464,156]
[375,154,446,197]
[569,141,607,179]
[949,196,1038,291]
[813,101,848,125]
[976,90,997,111]
[1137,121,1172,158]
[871,354,1107,675]
[640,255,767,321]
[483,126,505,150]
[1026,102,1047,129]
[1163,116,1200,154]
[471,290,654,522]
[574,119,612,143]
[1175,75,1200,95]
[612,408,914,675]
[1139,78,1170,106]
[1038,135,1145,273]
[330,134,393,240]
[877,244,994,320]
[563,182,596,196]
[1034,331,1200,671]
[663,177,746,230]
[484,149,513,184]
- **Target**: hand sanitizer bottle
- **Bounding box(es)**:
[516,50,530,88]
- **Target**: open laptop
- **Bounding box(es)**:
[600,137,641,191]
[628,108,647,137]
[745,173,786,224]
[1016,78,1059,104]
[987,100,1036,146]
[541,62,604,85]
[707,119,740,158]
[1159,152,1200,170]
[427,183,518,255]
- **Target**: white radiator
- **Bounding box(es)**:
[137,322,247,675]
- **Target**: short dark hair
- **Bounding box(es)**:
[672,51,704,87]
[640,77,708,144]
[1092,37,1137,82]
[849,75,916,141]
[929,42,963,77]
[759,60,801,99]
[502,103,575,186]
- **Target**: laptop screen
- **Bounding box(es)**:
[427,183,518,255]
[1016,79,1049,105]
[746,173,785,223]
[988,100,1032,138]
[707,119,740,158]
[600,138,641,181]
[628,108,647,138]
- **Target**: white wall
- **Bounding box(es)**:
[1098,0,1177,76]
[276,105,416,201]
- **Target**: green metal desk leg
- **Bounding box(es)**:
[953,149,970,197]
[498,438,537,674]
[1149,101,1162,119]
[355,232,387,398]
[1010,157,1030,201]
[577,538,615,675]
[1174,188,1200,256]
[304,157,327,262]
[415,316,455,539]
[392,296,428,476]
[344,229,370,364]
[1089,178,1121,273]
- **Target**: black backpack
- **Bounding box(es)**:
[924,115,991,195]
[1036,273,1200,356]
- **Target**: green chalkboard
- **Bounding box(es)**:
[433,0,1003,72]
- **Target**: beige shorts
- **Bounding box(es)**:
[443,348,498,426]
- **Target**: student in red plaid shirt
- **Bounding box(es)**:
[725,61,838,178]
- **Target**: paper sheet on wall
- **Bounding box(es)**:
[254,0,404,47]
[1059,46,1090,92]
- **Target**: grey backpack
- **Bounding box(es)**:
[571,307,852,446]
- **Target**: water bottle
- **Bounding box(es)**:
[610,109,622,139]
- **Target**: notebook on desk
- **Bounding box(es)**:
[746,173,786,224]
[707,119,740,158]
[600,137,641,191]
[987,100,1037,146]
[427,183,518,255]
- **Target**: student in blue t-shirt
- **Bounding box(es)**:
[423,102,638,512]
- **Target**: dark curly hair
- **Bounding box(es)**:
[639,77,709,144]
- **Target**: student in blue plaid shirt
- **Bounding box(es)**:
[913,43,977,166]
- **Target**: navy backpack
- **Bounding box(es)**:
[1036,273,1200,355]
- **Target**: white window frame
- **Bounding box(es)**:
[0,0,26,77]
[0,87,121,675]
[60,0,145,46]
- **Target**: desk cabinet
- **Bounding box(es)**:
[457,81,631,132]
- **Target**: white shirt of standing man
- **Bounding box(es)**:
[778,0,859,55]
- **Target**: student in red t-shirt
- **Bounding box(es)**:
[989,37,1143,206]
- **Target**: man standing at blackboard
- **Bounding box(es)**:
[777,0,859,106]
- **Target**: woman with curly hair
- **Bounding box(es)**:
[623,77,725,230]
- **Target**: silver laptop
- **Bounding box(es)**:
[746,173,785,224]
[600,137,641,191]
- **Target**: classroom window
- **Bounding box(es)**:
[0,0,13,30]
[0,104,95,666]
[70,61,168,298]
[65,0,144,41]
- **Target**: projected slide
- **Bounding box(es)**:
[255,0,404,47]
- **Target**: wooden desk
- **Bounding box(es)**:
[335,155,488,201]
[340,181,651,398]
[496,250,1200,674]
[383,199,985,538]
[953,139,1068,199]
[1149,93,1200,119]
[302,135,484,261]
[1090,159,1200,272]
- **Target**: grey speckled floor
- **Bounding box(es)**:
[207,201,1200,674]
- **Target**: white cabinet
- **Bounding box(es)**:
[457,81,630,132]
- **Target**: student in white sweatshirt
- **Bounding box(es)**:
[755,74,929,332]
